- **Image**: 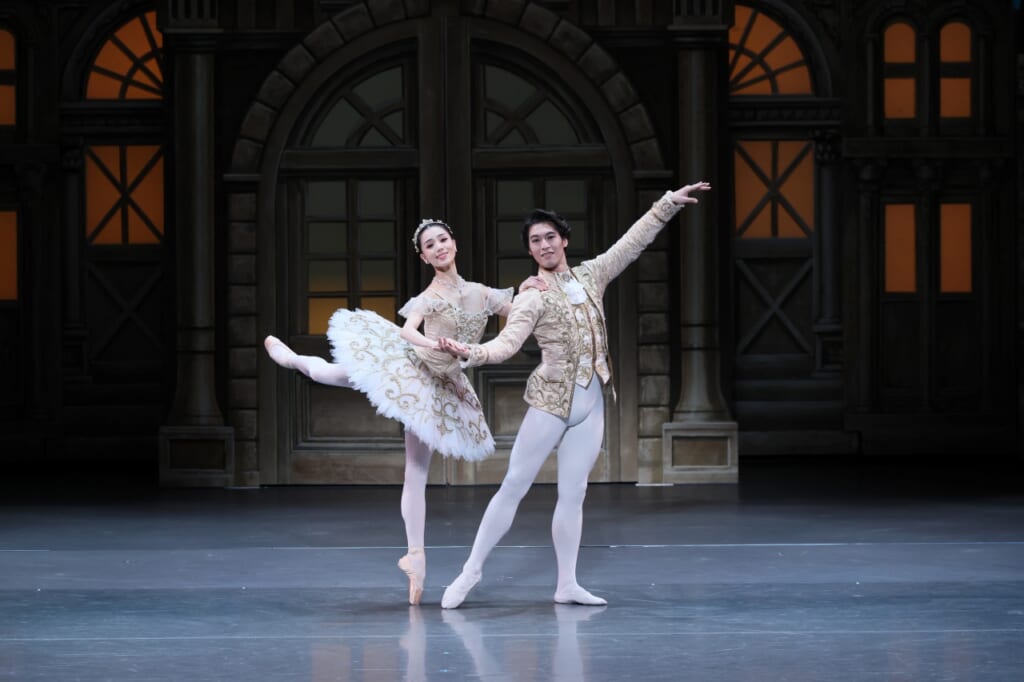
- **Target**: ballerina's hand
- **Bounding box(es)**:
[670,181,712,205]
[519,275,548,293]
[438,337,470,359]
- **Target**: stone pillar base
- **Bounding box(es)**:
[662,420,738,484]
[158,425,235,487]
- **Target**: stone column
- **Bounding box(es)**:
[16,161,53,425]
[812,130,842,374]
[661,2,737,484]
[60,143,89,380]
[157,2,234,486]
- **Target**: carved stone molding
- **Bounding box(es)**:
[812,129,842,163]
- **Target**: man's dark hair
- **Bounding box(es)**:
[521,209,571,251]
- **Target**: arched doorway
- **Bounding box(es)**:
[240,4,658,484]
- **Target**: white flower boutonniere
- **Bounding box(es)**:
[558,272,587,305]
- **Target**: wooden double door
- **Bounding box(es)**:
[268,16,624,484]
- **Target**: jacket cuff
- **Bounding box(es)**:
[460,344,487,368]
[651,190,684,223]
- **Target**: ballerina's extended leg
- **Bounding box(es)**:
[264,335,352,388]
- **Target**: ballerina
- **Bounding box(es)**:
[265,218,544,605]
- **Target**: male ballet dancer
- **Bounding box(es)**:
[438,181,711,608]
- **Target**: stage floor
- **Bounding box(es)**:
[2,461,1023,681]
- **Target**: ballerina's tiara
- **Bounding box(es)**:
[411,218,453,253]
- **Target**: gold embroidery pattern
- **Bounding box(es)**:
[327,304,495,461]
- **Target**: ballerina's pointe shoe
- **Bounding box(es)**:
[264,335,297,369]
[553,584,607,606]
[441,569,481,609]
[398,549,426,605]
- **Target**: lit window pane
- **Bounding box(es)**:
[734,143,771,238]
[884,23,916,64]
[358,222,395,252]
[360,260,394,291]
[84,145,164,245]
[0,85,14,126]
[884,78,916,119]
[0,30,14,69]
[940,78,971,118]
[940,204,972,293]
[774,66,812,94]
[777,142,815,236]
[127,206,159,244]
[0,211,16,301]
[308,222,347,254]
[728,7,814,95]
[940,22,971,63]
[85,11,163,101]
[361,296,396,322]
[309,261,347,292]
[308,297,346,335]
[884,204,916,294]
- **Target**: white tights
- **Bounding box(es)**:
[265,336,432,552]
[462,378,605,599]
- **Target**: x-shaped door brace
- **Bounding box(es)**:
[735,258,813,356]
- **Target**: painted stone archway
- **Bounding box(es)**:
[224,1,669,486]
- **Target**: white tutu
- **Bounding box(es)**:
[326,308,494,460]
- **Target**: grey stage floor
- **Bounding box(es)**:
[2,460,1024,681]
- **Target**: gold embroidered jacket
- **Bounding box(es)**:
[461,192,685,418]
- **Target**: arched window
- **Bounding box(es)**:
[480,65,580,145]
[939,21,972,120]
[309,65,407,147]
[728,4,813,96]
[728,4,820,364]
[472,60,594,300]
[0,29,15,126]
[81,12,166,247]
[729,4,816,241]
[74,10,168,376]
[882,21,918,121]
[85,10,163,100]
[300,59,415,333]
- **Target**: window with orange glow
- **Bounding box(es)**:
[939,203,972,293]
[85,11,163,100]
[883,22,918,120]
[728,4,813,96]
[0,211,16,300]
[0,29,15,126]
[939,22,972,119]
[884,204,917,293]
[304,179,399,334]
[85,145,164,245]
[733,140,814,239]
